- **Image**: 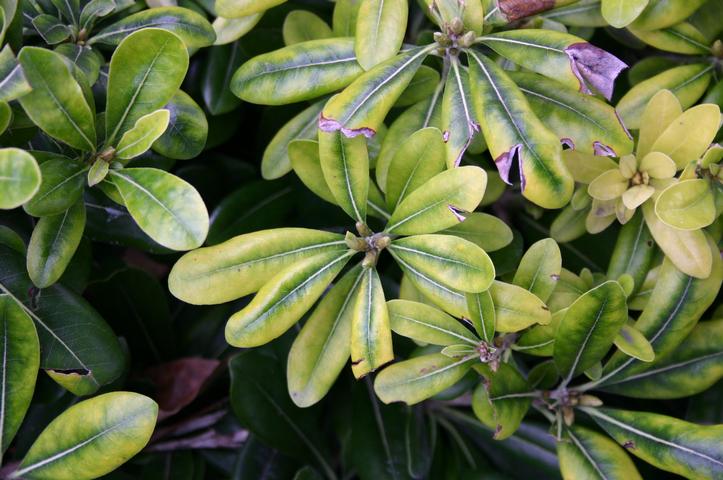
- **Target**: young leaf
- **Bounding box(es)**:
[169,228,347,304]
[11,392,158,480]
[17,47,96,151]
[467,50,573,209]
[387,299,479,346]
[472,363,532,440]
[583,407,723,480]
[489,280,551,332]
[115,109,170,161]
[558,425,642,480]
[225,250,354,347]
[554,281,628,382]
[23,158,87,217]
[354,0,407,70]
[650,103,721,169]
[231,38,363,105]
[282,10,332,45]
[27,201,86,289]
[151,91,208,160]
[512,238,561,303]
[388,234,494,293]
[465,290,495,343]
[287,265,364,407]
[350,267,393,378]
[374,353,475,405]
[0,148,40,210]
[0,295,40,458]
[108,168,208,251]
[105,28,189,146]
[385,166,486,235]
[318,130,369,223]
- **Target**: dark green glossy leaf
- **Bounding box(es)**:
[23,158,87,217]
[152,90,208,160]
[472,363,531,440]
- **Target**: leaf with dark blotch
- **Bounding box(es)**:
[145,357,220,419]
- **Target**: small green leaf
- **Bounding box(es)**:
[442,212,513,253]
[472,363,531,440]
[512,238,561,303]
[558,425,642,480]
[350,266,393,378]
[11,392,158,480]
[466,290,495,343]
[375,353,474,405]
[554,281,628,382]
[108,168,209,251]
[226,250,354,347]
[282,10,332,45]
[0,148,40,210]
[115,109,170,161]
[601,0,648,28]
[32,14,72,44]
[0,295,40,458]
[354,0,407,70]
[23,158,86,217]
[614,322,655,362]
[231,38,362,105]
[650,103,721,169]
[27,201,86,289]
[655,179,715,230]
[387,299,479,346]
[318,130,368,223]
[151,91,208,160]
[490,280,551,332]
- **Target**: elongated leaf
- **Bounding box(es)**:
[601,0,648,28]
[0,295,39,458]
[385,166,486,235]
[354,0,407,70]
[512,238,561,303]
[554,281,627,382]
[288,265,364,407]
[511,71,633,157]
[11,392,158,480]
[282,10,332,45]
[23,158,86,217]
[466,290,495,343]
[442,212,513,253]
[0,46,31,103]
[152,91,208,160]
[472,363,531,440]
[318,130,368,223]
[350,267,393,378]
[375,353,474,405]
[320,46,431,137]
[105,28,188,145]
[629,22,711,55]
[558,425,642,480]
[0,148,40,210]
[169,228,347,304]
[602,319,723,399]
[607,211,656,296]
[108,168,208,251]
[387,299,479,346]
[33,14,72,44]
[467,50,573,209]
[27,201,86,289]
[17,47,96,151]
[442,58,480,167]
[514,308,564,357]
[89,6,216,47]
[583,407,723,480]
[631,0,708,30]
[212,14,263,45]
[216,0,285,18]
[226,250,354,347]
[231,38,362,105]
[115,109,170,161]
[289,139,337,204]
[388,234,494,293]
[490,280,551,332]
[202,42,245,115]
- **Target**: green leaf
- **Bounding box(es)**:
[231,38,362,105]
[27,201,86,289]
[554,281,628,381]
[350,266,393,378]
[11,392,158,480]
[0,101,10,135]
[54,44,103,86]
[32,14,72,44]
[168,228,346,304]
[441,212,513,253]
[115,109,170,161]
[395,65,439,107]
[0,148,40,210]
[601,0,648,28]
[514,308,564,356]
[650,103,721,169]
[225,250,354,347]
[320,46,431,137]
[23,158,86,217]
[262,100,323,180]
[465,290,495,343]
[17,47,96,151]
[614,322,655,362]
[602,319,723,399]
[467,50,573,209]
[558,425,642,480]
[642,202,711,279]
[490,280,551,332]
[442,58,480,167]
[655,179,715,230]
[629,22,711,55]
[472,363,531,440]
[375,353,474,405]
[607,210,656,296]
[0,244,125,395]
[89,6,215,47]
[333,0,361,36]
[512,238,561,303]
[105,28,189,146]
[0,295,39,458]
[617,64,713,129]
[318,130,368,223]
[212,14,263,45]
[512,71,634,157]
[289,139,337,204]
[108,167,209,251]
[387,299,479,346]
[202,42,246,115]
[215,0,285,18]
[385,166,486,235]
[583,407,723,480]
[389,234,494,293]
[354,0,407,70]
[287,265,364,407]
[630,0,708,30]
[151,90,208,160]
[0,46,31,103]
[282,10,332,45]
[384,127,445,211]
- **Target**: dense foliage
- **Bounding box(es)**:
[0,0,721,478]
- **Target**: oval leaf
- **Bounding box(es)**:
[0,148,40,209]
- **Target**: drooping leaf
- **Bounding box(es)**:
[318,130,368,223]
[350,267,393,378]
[472,363,531,440]
[558,425,642,480]
[387,299,479,346]
[512,238,561,303]
[0,148,40,210]
[354,0,407,70]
